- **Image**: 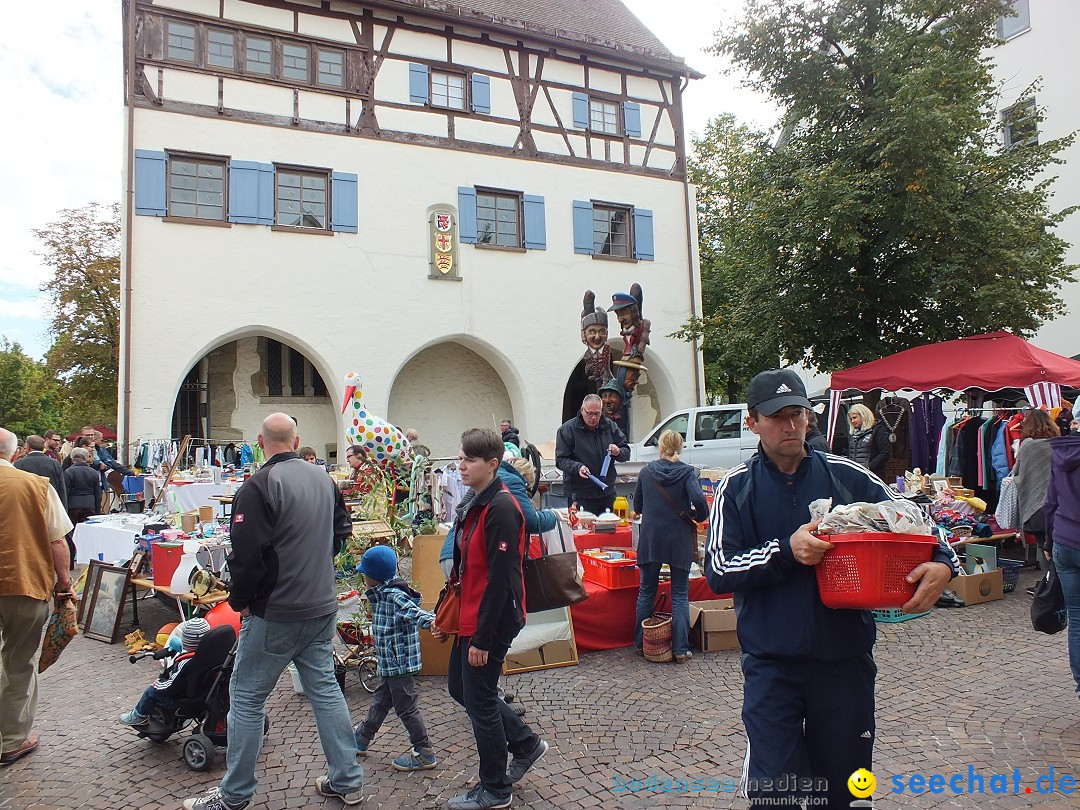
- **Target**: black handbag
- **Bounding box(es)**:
[522,529,588,614]
[1031,561,1068,635]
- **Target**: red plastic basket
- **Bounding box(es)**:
[815,532,939,609]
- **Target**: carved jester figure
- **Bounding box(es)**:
[580,290,614,385]
[610,283,650,395]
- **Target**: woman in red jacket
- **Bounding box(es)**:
[432,428,548,810]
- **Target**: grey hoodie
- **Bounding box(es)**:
[1045,435,1080,552]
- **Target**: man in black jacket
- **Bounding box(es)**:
[14,435,67,511]
[182,413,364,810]
[555,394,630,514]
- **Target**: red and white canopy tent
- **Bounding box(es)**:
[826,331,1080,444]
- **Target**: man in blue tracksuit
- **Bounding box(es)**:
[706,370,958,809]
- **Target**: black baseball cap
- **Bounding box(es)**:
[747,369,812,416]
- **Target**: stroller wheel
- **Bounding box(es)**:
[183,734,216,771]
[359,659,380,693]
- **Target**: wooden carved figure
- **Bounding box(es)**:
[610,283,650,394]
[580,290,614,384]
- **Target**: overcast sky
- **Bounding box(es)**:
[0,1,777,360]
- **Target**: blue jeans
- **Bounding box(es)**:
[1053,545,1080,696]
[218,613,363,804]
[134,683,177,717]
[634,563,691,656]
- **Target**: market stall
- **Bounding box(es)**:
[73,517,144,564]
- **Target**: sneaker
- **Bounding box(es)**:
[354,729,370,756]
[505,738,548,784]
[501,690,515,704]
[182,788,250,810]
[119,709,149,726]
[446,785,512,810]
[392,747,437,771]
[314,775,363,806]
[674,652,693,664]
[511,704,526,718]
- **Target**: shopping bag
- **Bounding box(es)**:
[39,594,79,672]
[994,476,1020,530]
[1031,563,1068,635]
[523,536,588,613]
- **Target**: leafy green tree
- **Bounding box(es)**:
[677,114,785,401]
[33,202,121,427]
[0,338,62,437]
[701,0,1076,371]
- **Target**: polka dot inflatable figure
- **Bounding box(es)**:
[341,371,416,470]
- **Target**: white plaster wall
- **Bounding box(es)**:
[156,0,219,17]
[532,92,559,128]
[452,40,509,74]
[224,80,295,118]
[377,106,449,138]
[375,59,413,103]
[386,27,447,62]
[124,108,701,450]
[488,77,517,121]
[226,337,338,452]
[647,148,677,172]
[298,91,348,125]
[588,67,621,95]
[223,0,294,30]
[453,118,519,148]
[166,71,220,107]
[543,60,584,88]
[627,75,667,103]
[990,0,1080,359]
[297,13,355,44]
[386,343,512,458]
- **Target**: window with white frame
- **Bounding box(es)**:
[1003,99,1038,149]
[167,155,225,221]
[997,0,1030,40]
[589,99,619,134]
[207,29,235,69]
[431,70,466,110]
[167,21,196,62]
[592,204,631,257]
[276,169,329,229]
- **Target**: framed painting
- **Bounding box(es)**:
[83,564,131,643]
[77,559,106,629]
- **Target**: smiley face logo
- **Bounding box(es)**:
[848,769,876,798]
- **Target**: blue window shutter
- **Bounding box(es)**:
[331,172,358,233]
[134,150,167,216]
[573,200,593,254]
[409,63,429,104]
[623,102,642,137]
[458,186,477,243]
[471,74,490,114]
[572,93,589,129]
[523,194,546,250]
[229,161,275,225]
[633,208,654,261]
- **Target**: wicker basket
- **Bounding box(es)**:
[641,614,673,663]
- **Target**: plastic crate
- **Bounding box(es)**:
[999,559,1024,593]
[815,532,939,610]
[580,548,639,589]
[872,608,931,623]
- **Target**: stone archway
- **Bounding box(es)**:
[387,342,512,459]
[169,335,339,461]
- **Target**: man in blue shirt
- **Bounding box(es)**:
[706,369,957,809]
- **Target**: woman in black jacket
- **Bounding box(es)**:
[633,430,709,663]
[63,446,103,566]
[846,404,891,479]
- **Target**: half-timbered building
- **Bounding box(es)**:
[119,0,705,459]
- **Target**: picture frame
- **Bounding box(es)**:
[932,479,949,494]
[77,559,106,629]
[83,564,131,643]
[127,550,147,578]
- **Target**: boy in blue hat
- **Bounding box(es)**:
[352,544,438,770]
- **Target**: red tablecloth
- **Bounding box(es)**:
[570,576,727,652]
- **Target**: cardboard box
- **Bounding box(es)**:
[689,598,739,652]
[411,530,450,604]
[951,568,1003,606]
[419,626,452,676]
[503,639,577,673]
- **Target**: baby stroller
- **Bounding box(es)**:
[128,623,257,771]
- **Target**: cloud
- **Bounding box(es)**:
[0,296,48,320]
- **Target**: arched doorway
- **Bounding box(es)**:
[170,336,338,461]
[560,340,664,442]
[387,342,512,458]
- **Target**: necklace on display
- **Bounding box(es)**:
[879,403,904,444]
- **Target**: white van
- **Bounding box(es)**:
[631,405,758,469]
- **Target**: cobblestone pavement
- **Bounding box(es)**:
[2,567,1078,809]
